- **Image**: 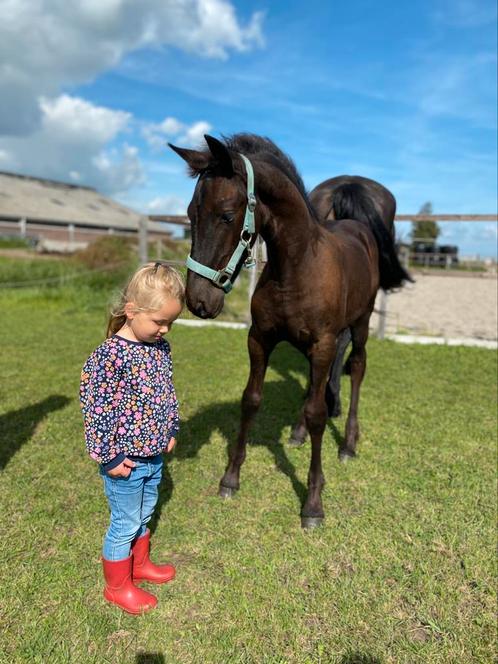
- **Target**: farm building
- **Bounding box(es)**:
[0,171,171,252]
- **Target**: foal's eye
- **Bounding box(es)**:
[220,212,235,224]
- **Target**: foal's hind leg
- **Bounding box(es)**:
[288,381,310,447]
[340,314,370,462]
[325,327,352,417]
[301,335,337,528]
[219,328,274,498]
[289,328,351,447]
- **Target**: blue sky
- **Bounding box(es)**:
[0,0,496,256]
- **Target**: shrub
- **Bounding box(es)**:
[74,236,136,270]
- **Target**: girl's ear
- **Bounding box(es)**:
[124,302,136,320]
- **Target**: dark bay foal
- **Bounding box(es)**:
[170,134,410,527]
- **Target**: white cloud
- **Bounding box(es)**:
[0,95,143,195]
[178,121,212,146]
[143,116,213,149]
[92,144,144,194]
[0,0,264,135]
[147,195,187,215]
[40,95,131,143]
[158,117,185,135]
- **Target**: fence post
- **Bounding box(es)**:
[377,289,388,340]
[68,223,75,250]
[139,216,148,264]
[19,217,26,238]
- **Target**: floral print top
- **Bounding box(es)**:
[80,335,179,470]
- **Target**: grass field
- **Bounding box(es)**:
[0,261,496,663]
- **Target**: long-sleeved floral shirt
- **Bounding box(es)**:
[80,335,179,470]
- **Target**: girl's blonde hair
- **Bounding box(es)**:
[107,262,185,338]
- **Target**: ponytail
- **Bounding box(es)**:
[106,311,127,338]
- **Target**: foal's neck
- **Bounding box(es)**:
[257,163,319,280]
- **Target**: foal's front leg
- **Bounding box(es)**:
[219,328,273,498]
[301,336,337,528]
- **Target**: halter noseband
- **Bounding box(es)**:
[185,153,256,293]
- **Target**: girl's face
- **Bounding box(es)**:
[124,297,183,343]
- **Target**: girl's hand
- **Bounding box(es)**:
[107,458,136,478]
[166,437,177,453]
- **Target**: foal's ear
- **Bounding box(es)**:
[168,144,210,177]
[204,135,234,177]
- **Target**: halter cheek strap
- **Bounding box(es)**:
[185,153,257,293]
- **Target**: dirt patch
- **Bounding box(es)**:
[370,273,497,340]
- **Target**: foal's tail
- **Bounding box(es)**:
[332,183,412,290]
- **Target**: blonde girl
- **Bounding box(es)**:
[80,262,185,614]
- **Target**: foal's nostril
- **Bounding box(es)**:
[196,301,209,319]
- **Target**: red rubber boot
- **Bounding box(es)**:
[102,555,157,614]
[131,529,176,584]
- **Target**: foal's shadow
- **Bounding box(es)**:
[153,342,346,523]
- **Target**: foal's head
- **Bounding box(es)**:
[169,135,261,319]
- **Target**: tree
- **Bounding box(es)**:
[411,202,440,244]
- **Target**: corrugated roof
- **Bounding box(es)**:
[0,171,143,231]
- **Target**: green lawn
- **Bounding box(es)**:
[0,281,496,664]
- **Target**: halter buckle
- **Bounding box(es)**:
[247,193,257,212]
[244,256,256,269]
[240,229,252,248]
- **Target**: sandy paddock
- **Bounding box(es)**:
[369,272,498,340]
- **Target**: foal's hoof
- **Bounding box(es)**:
[288,435,306,448]
[339,450,356,463]
[301,516,324,529]
[219,484,238,499]
[329,403,342,418]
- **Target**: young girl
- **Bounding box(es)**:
[80,262,185,614]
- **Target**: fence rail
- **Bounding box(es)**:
[149,213,498,226]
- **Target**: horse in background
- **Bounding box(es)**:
[170,134,411,527]
[288,174,407,446]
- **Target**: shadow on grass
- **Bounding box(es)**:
[0,395,71,470]
[155,342,348,521]
[148,461,174,536]
[340,654,383,664]
[135,654,165,664]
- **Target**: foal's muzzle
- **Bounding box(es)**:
[186,273,225,319]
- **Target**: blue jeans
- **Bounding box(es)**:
[100,455,163,561]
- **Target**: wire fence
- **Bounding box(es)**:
[0,261,128,288]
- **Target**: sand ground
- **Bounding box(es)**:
[370,271,498,340]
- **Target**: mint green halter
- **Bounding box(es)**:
[185,153,256,293]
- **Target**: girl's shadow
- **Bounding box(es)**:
[153,342,347,524]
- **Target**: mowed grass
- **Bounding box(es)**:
[0,284,496,664]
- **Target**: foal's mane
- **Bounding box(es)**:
[222,134,318,221]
